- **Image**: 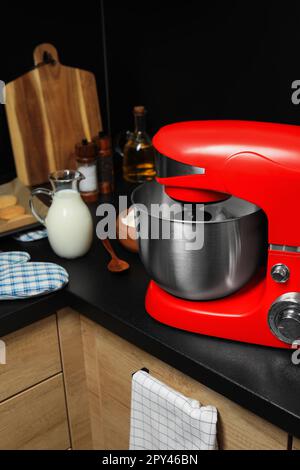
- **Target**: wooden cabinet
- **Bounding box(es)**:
[293,437,300,450]
[0,315,69,450]
[79,314,289,450]
[0,315,61,401]
[0,374,70,450]
[0,309,292,450]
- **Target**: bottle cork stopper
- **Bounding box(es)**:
[133,106,145,115]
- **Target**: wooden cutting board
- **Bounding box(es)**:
[5,43,103,186]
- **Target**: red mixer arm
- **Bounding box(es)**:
[153,121,300,247]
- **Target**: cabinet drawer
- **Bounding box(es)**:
[0,315,61,401]
[81,317,288,450]
[0,374,70,449]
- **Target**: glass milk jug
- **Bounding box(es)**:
[30,170,93,259]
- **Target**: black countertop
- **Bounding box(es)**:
[0,188,300,439]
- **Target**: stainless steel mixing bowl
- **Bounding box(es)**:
[132,181,267,300]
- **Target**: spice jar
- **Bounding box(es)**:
[75,139,99,203]
[93,132,114,194]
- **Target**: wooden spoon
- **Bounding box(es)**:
[101,238,130,273]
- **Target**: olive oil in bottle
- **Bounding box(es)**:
[123,106,156,183]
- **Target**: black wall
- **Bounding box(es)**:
[0,1,105,184]
[105,0,300,136]
[1,1,300,182]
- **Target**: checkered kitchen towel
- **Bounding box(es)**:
[0,262,69,299]
[130,370,218,450]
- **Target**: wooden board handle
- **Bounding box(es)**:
[33,43,60,66]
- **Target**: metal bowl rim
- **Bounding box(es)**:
[131,185,264,225]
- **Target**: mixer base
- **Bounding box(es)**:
[145,278,291,348]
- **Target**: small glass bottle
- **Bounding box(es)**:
[75,139,99,203]
[93,131,114,194]
[123,106,156,183]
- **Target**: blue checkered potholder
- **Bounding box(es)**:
[13,229,48,242]
[0,251,31,269]
[0,262,69,299]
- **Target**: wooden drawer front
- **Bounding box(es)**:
[81,317,288,451]
[293,437,300,450]
[0,374,70,449]
[0,315,61,401]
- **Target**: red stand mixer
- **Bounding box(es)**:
[132,120,300,349]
